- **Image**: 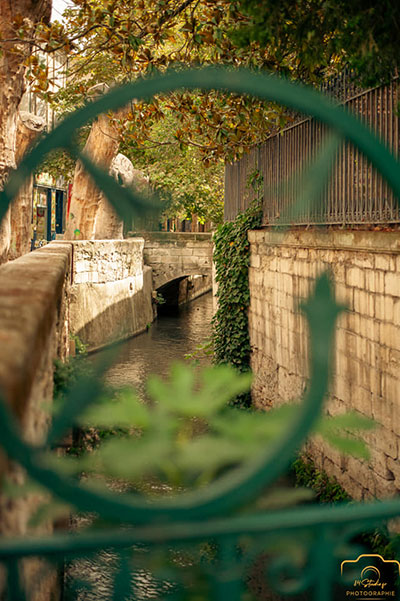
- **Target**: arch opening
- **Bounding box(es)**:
[156,274,212,315]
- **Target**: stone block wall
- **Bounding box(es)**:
[178,274,212,305]
[131,232,213,289]
[248,229,400,501]
[69,239,155,351]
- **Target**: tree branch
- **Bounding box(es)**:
[159,0,198,27]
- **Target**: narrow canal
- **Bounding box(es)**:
[64,291,213,601]
[103,291,213,396]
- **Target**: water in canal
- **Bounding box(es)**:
[103,291,213,397]
[64,292,213,601]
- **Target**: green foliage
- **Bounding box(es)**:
[122,109,224,225]
[154,292,166,305]
[292,455,350,503]
[23,0,400,194]
[71,333,88,357]
[36,149,77,183]
[211,172,263,406]
[361,530,400,560]
[316,410,375,459]
[296,411,380,495]
[48,360,376,495]
[51,362,256,489]
[233,0,400,87]
[43,0,288,177]
[184,338,213,365]
[53,335,90,401]
[291,455,400,559]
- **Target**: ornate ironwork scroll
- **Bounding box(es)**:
[1,67,400,600]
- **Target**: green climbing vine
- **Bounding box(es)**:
[211,171,263,406]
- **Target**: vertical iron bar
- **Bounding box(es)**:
[375,89,382,219]
[312,528,334,601]
[360,95,366,220]
[276,135,280,221]
[213,538,242,601]
[394,81,400,218]
[296,123,300,221]
[368,87,374,221]
[7,559,27,601]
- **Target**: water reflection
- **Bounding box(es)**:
[66,549,175,601]
[65,293,213,600]
[103,292,213,397]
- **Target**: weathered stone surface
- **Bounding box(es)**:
[0,242,72,418]
[70,266,154,350]
[249,228,400,500]
[0,236,161,600]
[0,241,71,601]
[94,154,139,240]
[177,274,212,305]
[130,232,213,289]
[72,239,144,283]
[110,153,150,190]
[69,239,154,350]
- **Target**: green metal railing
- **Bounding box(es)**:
[1,67,400,600]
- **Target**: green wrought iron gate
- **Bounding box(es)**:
[1,66,400,600]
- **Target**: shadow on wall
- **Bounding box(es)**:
[72,273,155,352]
[157,274,212,313]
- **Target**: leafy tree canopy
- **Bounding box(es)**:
[122,110,224,225]
[19,0,400,223]
[233,0,400,87]
[37,0,289,223]
[48,0,288,163]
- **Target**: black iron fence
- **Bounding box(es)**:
[225,76,400,224]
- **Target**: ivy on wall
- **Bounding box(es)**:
[212,175,263,406]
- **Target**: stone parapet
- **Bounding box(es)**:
[129,231,212,243]
[135,232,213,289]
[72,239,144,284]
[69,239,154,351]
[0,237,156,598]
[248,228,400,501]
[0,241,72,600]
[0,241,72,426]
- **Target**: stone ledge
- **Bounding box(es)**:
[128,231,212,242]
[250,228,400,254]
[0,242,72,418]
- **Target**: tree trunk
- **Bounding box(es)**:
[64,112,120,239]
[9,111,45,260]
[0,0,52,264]
[94,153,130,239]
[191,213,199,232]
[94,192,124,239]
[64,81,132,240]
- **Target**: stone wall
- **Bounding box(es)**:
[0,241,72,600]
[69,239,155,351]
[178,274,212,305]
[130,232,213,289]
[0,237,155,597]
[248,229,400,501]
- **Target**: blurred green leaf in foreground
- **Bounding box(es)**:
[43,360,376,502]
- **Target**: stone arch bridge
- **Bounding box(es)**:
[130,232,213,289]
